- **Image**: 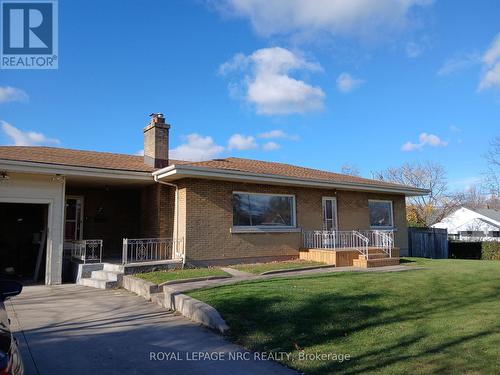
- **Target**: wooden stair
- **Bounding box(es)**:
[352,248,400,268]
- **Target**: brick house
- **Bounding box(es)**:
[0,114,427,285]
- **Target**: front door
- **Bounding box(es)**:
[64,196,84,240]
[322,197,338,231]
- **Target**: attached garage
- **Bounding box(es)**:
[0,203,49,282]
[0,172,65,285]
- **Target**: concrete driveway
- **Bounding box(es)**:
[6,285,296,375]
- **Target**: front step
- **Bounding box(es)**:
[78,277,118,289]
[103,263,124,272]
[78,262,124,289]
[359,253,389,260]
[91,270,123,282]
[353,257,400,268]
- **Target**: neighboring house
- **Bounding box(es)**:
[0,114,428,285]
[432,207,500,240]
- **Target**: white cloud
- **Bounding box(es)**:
[478,62,500,91]
[336,73,364,93]
[220,47,325,115]
[437,53,480,76]
[1,121,60,146]
[482,34,500,66]
[262,141,281,151]
[479,33,500,91]
[135,149,144,156]
[228,134,257,150]
[213,0,433,40]
[401,132,448,152]
[257,129,299,140]
[170,134,224,161]
[0,87,28,103]
[449,125,461,133]
[405,42,424,58]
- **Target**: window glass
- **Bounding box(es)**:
[233,193,294,227]
[369,200,393,228]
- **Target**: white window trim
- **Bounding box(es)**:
[322,196,338,231]
[232,191,297,231]
[368,199,394,229]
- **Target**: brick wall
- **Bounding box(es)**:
[139,184,175,238]
[175,179,408,264]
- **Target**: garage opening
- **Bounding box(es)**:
[0,203,48,283]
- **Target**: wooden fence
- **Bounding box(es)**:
[408,228,448,259]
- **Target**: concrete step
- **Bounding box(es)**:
[78,277,118,290]
[353,257,400,268]
[103,263,124,272]
[91,270,123,282]
[151,292,169,309]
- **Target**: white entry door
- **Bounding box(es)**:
[322,197,338,231]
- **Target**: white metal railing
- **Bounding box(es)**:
[66,239,103,263]
[302,230,369,259]
[359,230,394,258]
[122,238,185,265]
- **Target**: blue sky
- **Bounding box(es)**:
[1,0,499,191]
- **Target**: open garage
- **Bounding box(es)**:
[0,203,48,282]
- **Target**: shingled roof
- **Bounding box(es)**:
[0,146,173,173]
[178,157,419,191]
[0,146,424,193]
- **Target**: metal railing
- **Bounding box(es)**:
[359,230,394,258]
[303,230,369,259]
[66,239,103,263]
[122,237,185,265]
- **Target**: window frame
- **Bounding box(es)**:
[368,199,394,229]
[231,191,297,232]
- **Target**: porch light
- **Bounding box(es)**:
[51,174,64,182]
[0,171,9,181]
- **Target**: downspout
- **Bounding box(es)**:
[154,176,185,267]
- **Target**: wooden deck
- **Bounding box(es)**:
[300,247,400,268]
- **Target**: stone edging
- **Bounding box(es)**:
[260,265,335,275]
[121,275,229,334]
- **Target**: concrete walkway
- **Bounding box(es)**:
[7,285,296,375]
[170,264,419,293]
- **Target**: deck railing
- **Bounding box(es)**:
[359,230,394,258]
[303,230,369,259]
[303,230,395,259]
[66,239,103,263]
[122,237,185,265]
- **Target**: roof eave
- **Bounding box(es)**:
[154,164,429,196]
[0,159,154,181]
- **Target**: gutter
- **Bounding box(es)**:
[153,164,430,196]
[153,175,185,267]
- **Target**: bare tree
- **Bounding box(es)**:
[484,136,500,197]
[453,185,488,210]
[340,163,360,177]
[373,161,458,226]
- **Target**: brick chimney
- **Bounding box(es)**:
[143,113,170,168]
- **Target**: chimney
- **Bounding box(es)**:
[143,113,170,168]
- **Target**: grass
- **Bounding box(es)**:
[134,268,230,284]
[232,260,326,275]
[189,258,500,374]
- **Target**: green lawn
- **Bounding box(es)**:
[134,268,230,284]
[189,258,500,374]
[232,260,326,275]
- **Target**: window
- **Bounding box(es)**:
[233,193,296,228]
[368,200,394,228]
